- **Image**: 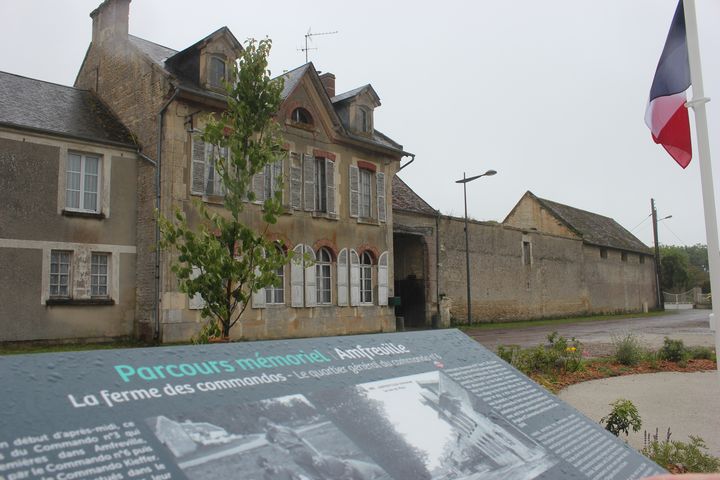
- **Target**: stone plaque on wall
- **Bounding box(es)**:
[0,330,663,479]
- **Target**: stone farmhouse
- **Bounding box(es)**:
[392,183,658,328]
[73,0,410,342]
[0,71,140,341]
[0,0,657,344]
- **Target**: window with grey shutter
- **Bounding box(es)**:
[337,248,348,306]
[377,172,386,222]
[304,245,317,307]
[350,249,360,306]
[273,159,283,202]
[326,159,336,215]
[378,251,389,306]
[303,154,315,211]
[252,169,265,203]
[290,152,302,210]
[349,165,359,218]
[291,244,305,307]
[191,134,207,195]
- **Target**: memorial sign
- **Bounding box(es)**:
[0,329,664,479]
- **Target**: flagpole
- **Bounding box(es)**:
[683,0,720,362]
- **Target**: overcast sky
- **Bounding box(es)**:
[2,0,718,247]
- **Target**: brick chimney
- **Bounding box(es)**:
[90,0,130,43]
[319,72,336,98]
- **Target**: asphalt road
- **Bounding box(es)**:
[464,309,715,356]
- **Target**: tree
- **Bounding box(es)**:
[159,38,287,340]
[659,244,710,293]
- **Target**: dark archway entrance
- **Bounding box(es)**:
[393,233,428,328]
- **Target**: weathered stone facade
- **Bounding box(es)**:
[75,0,408,342]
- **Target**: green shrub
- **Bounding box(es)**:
[642,429,720,473]
[496,332,583,376]
[658,337,689,362]
[497,345,522,365]
[688,346,715,360]
[191,319,222,344]
[611,333,644,366]
[601,399,642,437]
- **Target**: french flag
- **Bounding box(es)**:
[645,1,692,168]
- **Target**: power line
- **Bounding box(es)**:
[630,213,652,232]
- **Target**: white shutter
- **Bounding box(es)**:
[304,245,317,307]
[378,251,389,306]
[291,244,304,307]
[349,165,359,218]
[337,249,348,306]
[377,172,386,222]
[303,154,315,211]
[290,152,302,210]
[188,266,205,309]
[251,266,266,309]
[252,169,265,203]
[191,134,206,195]
[350,249,360,306]
[326,159,336,215]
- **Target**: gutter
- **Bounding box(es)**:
[154,88,180,341]
[399,153,415,171]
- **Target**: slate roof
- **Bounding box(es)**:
[392,175,437,216]
[0,71,135,147]
[129,35,176,66]
[533,193,651,253]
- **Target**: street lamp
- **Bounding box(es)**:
[455,169,497,324]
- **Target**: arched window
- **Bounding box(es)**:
[266,245,285,305]
[360,251,373,304]
[291,107,313,125]
[209,56,226,88]
[316,248,332,305]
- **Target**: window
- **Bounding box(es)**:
[360,251,373,304]
[66,153,101,212]
[266,246,285,305]
[209,56,226,88]
[315,158,327,212]
[191,135,226,196]
[600,248,608,259]
[291,108,313,125]
[91,253,109,297]
[316,248,332,305]
[50,251,71,297]
[358,108,369,132]
[621,252,628,262]
[522,241,532,266]
[640,255,645,264]
[359,169,372,218]
[263,160,283,201]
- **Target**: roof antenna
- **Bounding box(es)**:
[299,27,338,63]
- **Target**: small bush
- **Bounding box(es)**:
[611,333,644,366]
[191,319,222,344]
[688,346,715,360]
[601,399,642,437]
[643,429,720,473]
[496,332,583,376]
[658,337,689,362]
[497,345,522,365]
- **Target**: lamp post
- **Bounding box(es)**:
[455,170,497,324]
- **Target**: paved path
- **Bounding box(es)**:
[559,371,720,458]
[466,309,714,356]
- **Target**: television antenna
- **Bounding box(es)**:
[299,28,338,63]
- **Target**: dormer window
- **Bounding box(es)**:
[356,107,372,134]
[209,56,226,89]
[291,107,313,126]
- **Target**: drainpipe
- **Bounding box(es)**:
[154,88,180,341]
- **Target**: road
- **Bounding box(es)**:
[463,309,715,356]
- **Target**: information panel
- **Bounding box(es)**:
[0,330,664,480]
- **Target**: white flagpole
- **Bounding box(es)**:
[683,0,720,367]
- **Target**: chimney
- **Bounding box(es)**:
[319,72,336,98]
[90,0,130,43]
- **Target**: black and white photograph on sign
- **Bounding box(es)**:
[146,394,391,480]
[307,371,558,480]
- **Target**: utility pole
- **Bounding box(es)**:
[651,198,664,309]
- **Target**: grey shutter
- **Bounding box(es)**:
[349,165,359,218]
[350,249,360,306]
[191,135,206,195]
[303,154,315,211]
[273,159,283,202]
[290,152,302,210]
[377,172,386,222]
[326,159,336,215]
[337,248,348,306]
[304,245,317,307]
[291,244,304,307]
[188,266,205,309]
[252,169,265,203]
[378,251,389,306]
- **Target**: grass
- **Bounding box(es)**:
[0,339,153,356]
[458,310,672,331]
